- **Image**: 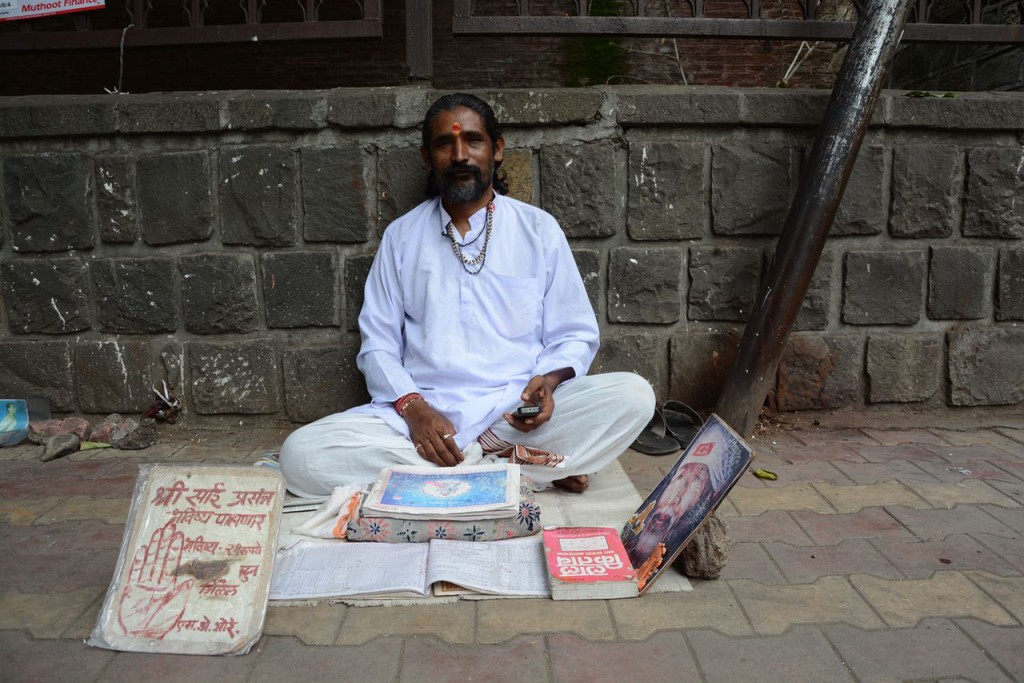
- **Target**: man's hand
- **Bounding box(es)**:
[403,400,463,467]
[504,368,574,433]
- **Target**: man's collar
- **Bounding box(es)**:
[438,195,498,236]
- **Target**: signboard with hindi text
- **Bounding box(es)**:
[89,464,284,655]
[0,0,104,22]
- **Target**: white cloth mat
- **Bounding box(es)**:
[272,460,691,603]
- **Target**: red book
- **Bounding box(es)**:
[542,526,639,600]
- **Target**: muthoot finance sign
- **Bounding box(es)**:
[0,0,104,21]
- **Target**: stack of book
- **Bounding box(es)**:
[270,462,552,600]
[361,463,521,520]
[542,526,639,600]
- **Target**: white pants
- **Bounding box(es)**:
[279,372,655,497]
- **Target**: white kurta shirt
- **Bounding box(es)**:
[351,194,599,450]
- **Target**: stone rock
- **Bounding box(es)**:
[190,341,280,414]
[160,344,184,390]
[591,333,667,399]
[889,145,961,238]
[61,416,92,440]
[571,249,601,313]
[711,145,793,235]
[282,342,368,423]
[112,417,157,450]
[679,511,730,580]
[616,89,741,125]
[501,149,534,205]
[541,142,623,238]
[481,89,603,126]
[831,146,885,236]
[0,342,75,412]
[964,146,1024,239]
[180,253,259,334]
[948,328,1024,406]
[326,88,400,128]
[867,334,942,403]
[74,341,153,413]
[739,89,830,126]
[1,258,91,334]
[3,153,95,253]
[41,433,80,462]
[219,146,298,247]
[377,147,427,231]
[608,247,683,324]
[28,419,64,444]
[90,413,126,444]
[688,246,762,322]
[998,248,1024,321]
[0,342,74,411]
[29,416,93,443]
[92,258,177,333]
[777,334,864,411]
[0,98,115,138]
[927,246,995,320]
[262,251,339,328]
[302,146,372,243]
[843,250,926,325]
[627,139,704,240]
[669,329,742,410]
[137,152,214,246]
[792,251,834,331]
[110,417,138,443]
[95,156,136,244]
[227,91,324,130]
[344,254,376,333]
[116,94,221,134]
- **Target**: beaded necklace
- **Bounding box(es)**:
[445,201,494,275]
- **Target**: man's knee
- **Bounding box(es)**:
[615,372,656,419]
[278,426,308,470]
[584,371,655,420]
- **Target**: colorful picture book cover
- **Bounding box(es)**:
[0,399,29,447]
[363,464,520,518]
[620,414,752,593]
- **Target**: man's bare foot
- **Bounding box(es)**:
[552,474,589,493]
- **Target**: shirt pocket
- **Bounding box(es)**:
[480,272,541,340]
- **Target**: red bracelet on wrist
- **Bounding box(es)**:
[394,392,423,415]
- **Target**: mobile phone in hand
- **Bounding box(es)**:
[514,405,541,419]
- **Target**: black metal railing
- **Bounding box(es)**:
[0,0,382,50]
[1,0,1019,62]
[452,0,1024,43]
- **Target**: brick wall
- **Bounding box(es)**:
[0,87,1022,425]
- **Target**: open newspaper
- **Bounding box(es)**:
[269,537,549,599]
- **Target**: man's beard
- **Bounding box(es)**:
[434,162,491,203]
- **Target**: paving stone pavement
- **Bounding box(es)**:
[1,418,1023,682]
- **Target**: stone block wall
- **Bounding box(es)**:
[0,87,1022,425]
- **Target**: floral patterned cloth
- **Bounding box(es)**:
[346,479,542,543]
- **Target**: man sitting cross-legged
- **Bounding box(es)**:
[279,93,654,498]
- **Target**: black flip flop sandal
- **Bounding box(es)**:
[662,400,704,450]
[630,408,680,456]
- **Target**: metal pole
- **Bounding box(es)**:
[714,0,914,438]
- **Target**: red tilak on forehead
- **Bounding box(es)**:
[451,122,462,134]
